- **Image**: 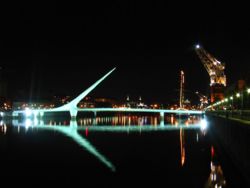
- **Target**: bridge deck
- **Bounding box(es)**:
[12,107,203,116]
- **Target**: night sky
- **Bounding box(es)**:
[1,2,250,104]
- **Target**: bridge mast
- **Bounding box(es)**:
[195,45,226,103]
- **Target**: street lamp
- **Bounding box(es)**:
[235,93,241,109]
[247,88,250,108]
[230,96,234,110]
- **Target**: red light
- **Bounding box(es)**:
[85,127,89,137]
[211,146,215,158]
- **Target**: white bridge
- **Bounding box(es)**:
[12,67,203,119]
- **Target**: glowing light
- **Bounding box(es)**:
[34,117,39,126]
[196,44,200,49]
[214,174,217,181]
[236,93,240,98]
[200,119,208,130]
[85,127,89,136]
[225,98,228,102]
[33,111,38,117]
[25,119,32,129]
[0,112,3,117]
[25,108,32,117]
[3,125,7,134]
[230,96,233,100]
[247,88,250,94]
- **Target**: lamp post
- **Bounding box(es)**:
[247,88,250,109]
[230,96,234,109]
[241,91,244,110]
[236,93,240,110]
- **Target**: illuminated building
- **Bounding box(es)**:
[125,96,148,108]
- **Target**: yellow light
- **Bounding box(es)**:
[247,88,250,94]
[236,93,240,98]
[230,96,233,100]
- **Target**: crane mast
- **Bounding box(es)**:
[179,70,185,109]
[195,45,226,103]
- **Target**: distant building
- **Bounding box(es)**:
[125,96,148,108]
[12,101,55,110]
[78,97,95,108]
[94,98,117,107]
[78,97,117,108]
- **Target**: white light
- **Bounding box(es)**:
[236,93,240,98]
[33,111,38,117]
[25,119,32,129]
[200,119,208,130]
[0,112,3,117]
[196,44,200,49]
[25,108,32,117]
[247,88,250,94]
[34,117,38,126]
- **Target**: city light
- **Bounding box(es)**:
[200,119,208,130]
[247,88,250,94]
[230,96,233,100]
[236,93,240,98]
[25,108,32,117]
[195,44,200,49]
[25,119,32,129]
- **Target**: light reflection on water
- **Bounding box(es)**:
[0,115,228,187]
[14,114,202,127]
[6,115,207,171]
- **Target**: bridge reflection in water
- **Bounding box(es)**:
[11,115,207,172]
[0,115,233,187]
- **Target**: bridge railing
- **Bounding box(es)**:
[206,110,250,121]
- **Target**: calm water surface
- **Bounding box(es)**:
[0,115,245,187]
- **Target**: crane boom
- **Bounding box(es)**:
[195,45,226,87]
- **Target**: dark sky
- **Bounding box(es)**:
[1,1,250,103]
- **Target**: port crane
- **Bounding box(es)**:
[195,91,208,109]
[195,45,226,103]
